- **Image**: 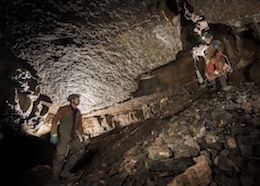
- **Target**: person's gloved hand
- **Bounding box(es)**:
[81,134,85,142]
[50,133,58,144]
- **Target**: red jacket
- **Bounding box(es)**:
[52,105,83,140]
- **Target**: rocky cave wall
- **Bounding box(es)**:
[0,0,183,114]
[0,0,259,137]
[0,0,183,135]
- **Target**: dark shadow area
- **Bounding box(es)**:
[71,149,96,173]
[242,62,254,82]
[165,0,179,15]
[0,123,54,186]
[242,27,260,45]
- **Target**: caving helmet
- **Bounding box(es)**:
[202,33,213,40]
[67,94,80,102]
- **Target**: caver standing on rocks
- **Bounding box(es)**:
[48,94,85,185]
[203,33,231,89]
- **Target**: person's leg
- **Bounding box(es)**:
[48,137,69,185]
[53,138,69,176]
[60,138,85,178]
[210,79,217,90]
[205,72,217,89]
[219,75,227,87]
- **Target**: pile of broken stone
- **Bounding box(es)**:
[81,82,260,186]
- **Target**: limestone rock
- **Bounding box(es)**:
[216,155,241,172]
[205,133,220,144]
[167,143,199,159]
[167,155,212,186]
[146,157,194,174]
[211,109,232,125]
[196,126,206,139]
[227,137,237,149]
[147,145,173,161]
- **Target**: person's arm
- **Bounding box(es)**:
[77,111,87,143]
[212,40,224,52]
[50,107,64,135]
[78,111,84,134]
[207,46,217,58]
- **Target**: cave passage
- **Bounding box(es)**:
[0,0,260,185]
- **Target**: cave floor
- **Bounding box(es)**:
[4,81,260,186]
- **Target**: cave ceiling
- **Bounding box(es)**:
[1,0,183,114]
[188,0,260,38]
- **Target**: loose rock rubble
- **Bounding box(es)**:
[77,81,260,186]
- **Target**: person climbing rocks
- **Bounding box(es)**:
[202,33,230,89]
[48,94,85,185]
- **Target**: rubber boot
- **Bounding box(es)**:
[53,155,65,176]
[47,155,64,186]
[60,152,83,178]
[219,76,227,88]
[208,80,216,90]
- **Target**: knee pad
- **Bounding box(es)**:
[77,148,85,157]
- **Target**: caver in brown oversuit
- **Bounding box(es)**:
[48,94,85,185]
[205,46,228,87]
[52,105,85,178]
